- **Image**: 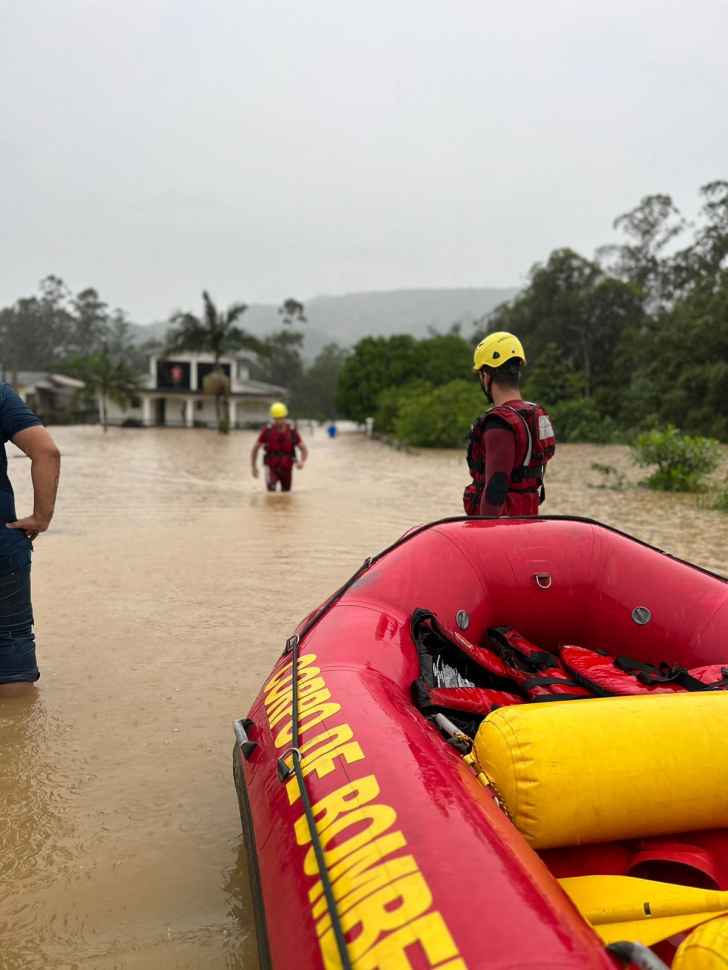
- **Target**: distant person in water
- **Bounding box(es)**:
[0,384,61,698]
[463,333,555,517]
[327,420,337,439]
[251,403,307,492]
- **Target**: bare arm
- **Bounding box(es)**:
[7,426,61,539]
[251,440,262,478]
[296,438,308,469]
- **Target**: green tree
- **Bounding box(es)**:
[521,342,584,405]
[279,298,307,326]
[293,343,349,420]
[248,298,308,404]
[477,249,644,413]
[335,335,422,422]
[67,352,141,431]
[249,329,305,390]
[597,194,687,309]
[335,332,473,423]
[418,333,473,386]
[105,309,148,371]
[374,380,432,434]
[0,275,74,375]
[394,380,484,448]
[641,271,728,439]
[166,291,260,430]
[631,426,722,491]
[71,288,110,355]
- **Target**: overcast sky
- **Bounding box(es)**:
[1,0,726,322]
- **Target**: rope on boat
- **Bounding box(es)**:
[276,632,354,970]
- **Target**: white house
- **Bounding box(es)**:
[15,371,90,424]
[104,349,288,428]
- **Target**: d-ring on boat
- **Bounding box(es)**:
[232,516,728,970]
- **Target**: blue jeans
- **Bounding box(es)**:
[0,530,37,684]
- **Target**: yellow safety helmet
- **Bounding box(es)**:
[473,332,526,372]
[270,402,289,419]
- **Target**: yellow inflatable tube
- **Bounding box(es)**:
[674,918,728,969]
[473,692,728,850]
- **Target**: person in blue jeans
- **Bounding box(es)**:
[0,383,61,699]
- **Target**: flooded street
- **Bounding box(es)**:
[1,426,727,970]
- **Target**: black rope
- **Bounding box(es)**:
[281,634,354,970]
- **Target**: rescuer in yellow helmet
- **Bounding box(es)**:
[464,333,555,517]
[251,402,308,492]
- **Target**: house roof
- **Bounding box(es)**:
[237,378,287,396]
[15,371,85,390]
[143,347,251,361]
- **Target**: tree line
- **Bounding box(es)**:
[334,180,728,445]
[0,278,348,426]
[3,179,725,439]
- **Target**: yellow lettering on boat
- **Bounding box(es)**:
[303,804,397,874]
[314,852,419,928]
[354,913,463,970]
[295,776,380,849]
[265,665,321,706]
[265,658,468,968]
[318,873,432,958]
[274,703,342,748]
[285,725,365,805]
[262,653,318,695]
[308,832,408,905]
[267,676,328,725]
[269,686,332,729]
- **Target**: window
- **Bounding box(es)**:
[156,361,191,389]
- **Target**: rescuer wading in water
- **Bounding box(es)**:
[464,332,555,517]
[251,402,308,492]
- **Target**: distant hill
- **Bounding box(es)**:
[131,286,518,360]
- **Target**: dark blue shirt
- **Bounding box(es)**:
[0,382,42,526]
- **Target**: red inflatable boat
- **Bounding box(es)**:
[232,517,728,970]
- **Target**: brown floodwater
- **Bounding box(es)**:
[1,427,726,969]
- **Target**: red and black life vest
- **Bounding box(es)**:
[262,423,298,469]
[464,402,555,516]
[485,627,593,700]
[559,644,728,697]
[410,609,525,734]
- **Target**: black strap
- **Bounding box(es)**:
[614,656,664,677]
[615,656,718,693]
[520,675,583,691]
[527,650,561,668]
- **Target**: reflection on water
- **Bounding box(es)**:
[1,427,726,968]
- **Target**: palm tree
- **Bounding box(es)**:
[166,292,261,431]
[75,352,141,431]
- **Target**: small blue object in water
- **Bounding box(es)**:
[327,422,337,439]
